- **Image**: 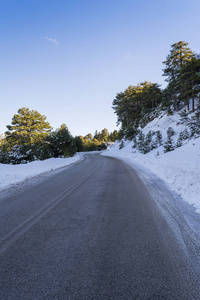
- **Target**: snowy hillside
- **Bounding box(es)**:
[103,111,200,214]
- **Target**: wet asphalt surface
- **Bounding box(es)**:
[0,154,199,299]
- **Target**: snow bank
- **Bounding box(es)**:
[103,108,200,215]
[0,154,83,191]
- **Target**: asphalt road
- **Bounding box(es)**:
[0,154,199,299]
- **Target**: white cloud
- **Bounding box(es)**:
[44,36,59,45]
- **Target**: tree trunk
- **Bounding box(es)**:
[187,98,189,111]
[192,96,195,112]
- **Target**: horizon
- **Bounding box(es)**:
[1,0,200,136]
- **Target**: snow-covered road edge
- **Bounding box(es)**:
[102,138,200,215]
[105,152,200,274]
[0,153,84,191]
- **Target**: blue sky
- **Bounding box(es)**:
[1,0,200,136]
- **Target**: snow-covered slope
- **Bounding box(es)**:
[103,111,200,214]
[0,154,83,191]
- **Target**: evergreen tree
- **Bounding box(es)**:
[155,130,163,146]
[176,129,190,148]
[5,107,52,146]
[2,107,52,163]
[177,56,200,111]
[0,133,4,146]
[124,126,138,141]
[144,131,153,153]
[74,136,84,152]
[119,140,124,149]
[163,41,194,110]
[109,130,118,142]
[137,130,145,153]
[163,41,194,81]
[49,124,75,157]
[179,109,190,125]
[6,144,35,164]
[188,109,200,137]
[163,127,175,152]
[112,81,162,135]
[100,128,109,142]
[85,133,93,141]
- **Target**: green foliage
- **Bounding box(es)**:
[0,133,4,146]
[188,109,200,138]
[0,109,76,164]
[177,103,200,138]
[0,107,117,163]
[109,130,118,142]
[144,131,153,153]
[155,130,163,146]
[94,128,110,142]
[178,109,190,125]
[131,129,163,153]
[74,136,84,152]
[48,124,75,158]
[77,128,115,152]
[111,40,200,154]
[7,145,34,164]
[163,41,194,81]
[162,41,195,110]
[136,130,145,153]
[124,126,138,141]
[81,137,107,151]
[112,81,162,134]
[119,140,124,149]
[5,107,52,147]
[163,127,175,153]
[176,129,190,148]
[117,129,125,141]
[177,56,200,111]
[0,108,52,164]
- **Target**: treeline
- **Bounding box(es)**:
[77,129,118,152]
[113,41,200,140]
[0,107,118,164]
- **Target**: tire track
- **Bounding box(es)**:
[0,165,98,255]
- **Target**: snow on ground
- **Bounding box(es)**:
[0,110,199,216]
[0,154,83,191]
[103,111,200,215]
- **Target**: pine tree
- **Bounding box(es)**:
[3,107,52,163]
[163,41,194,81]
[179,109,190,125]
[5,107,52,146]
[100,128,109,142]
[176,129,190,148]
[119,140,124,149]
[109,130,118,142]
[112,82,162,135]
[177,56,200,111]
[144,131,153,153]
[137,130,145,153]
[163,41,194,110]
[74,136,84,152]
[49,124,75,157]
[85,133,93,141]
[163,127,175,153]
[188,109,200,137]
[155,130,163,146]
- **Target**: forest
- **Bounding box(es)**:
[0,41,200,164]
[0,108,118,164]
[112,41,200,152]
